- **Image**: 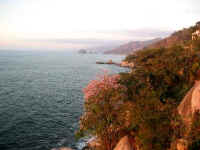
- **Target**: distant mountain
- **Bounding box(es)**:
[88,41,126,54]
[92,45,122,53]
[104,38,162,55]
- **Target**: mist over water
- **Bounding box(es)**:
[0,50,128,150]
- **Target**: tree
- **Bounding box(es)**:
[78,73,129,150]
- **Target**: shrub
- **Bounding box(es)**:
[188,111,200,150]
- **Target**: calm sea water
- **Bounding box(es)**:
[0,50,128,150]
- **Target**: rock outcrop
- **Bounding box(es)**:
[86,137,101,150]
[113,136,132,150]
[176,139,188,150]
[178,81,200,125]
[51,147,74,150]
[176,80,200,150]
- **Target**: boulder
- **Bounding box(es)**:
[59,148,73,150]
[113,136,132,150]
[51,147,73,150]
[177,81,200,150]
[178,81,200,124]
[87,137,101,150]
[176,139,188,150]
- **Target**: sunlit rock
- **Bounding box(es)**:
[87,137,101,150]
[176,139,188,150]
[51,147,74,150]
[178,81,200,124]
[113,136,132,150]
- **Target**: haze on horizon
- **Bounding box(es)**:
[0,0,199,50]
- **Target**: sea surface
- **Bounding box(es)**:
[0,50,128,150]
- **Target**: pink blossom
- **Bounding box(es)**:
[83,73,127,103]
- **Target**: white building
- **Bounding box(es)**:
[192,30,200,40]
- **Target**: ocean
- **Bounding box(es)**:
[0,50,128,150]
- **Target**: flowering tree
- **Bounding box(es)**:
[78,73,129,150]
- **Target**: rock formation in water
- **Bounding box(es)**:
[51,147,74,150]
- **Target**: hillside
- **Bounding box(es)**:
[104,38,161,55]
[78,21,200,150]
[146,22,200,49]
[125,22,200,63]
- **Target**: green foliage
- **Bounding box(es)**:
[192,39,200,51]
[120,41,200,150]
[120,71,186,150]
[131,99,175,150]
[79,22,200,150]
[124,45,200,104]
[124,54,137,63]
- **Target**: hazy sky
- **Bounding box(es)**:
[0,0,199,50]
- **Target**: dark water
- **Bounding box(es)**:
[0,50,127,150]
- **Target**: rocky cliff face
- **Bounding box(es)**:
[113,136,132,150]
[176,81,200,150]
[178,81,200,125]
[87,136,135,150]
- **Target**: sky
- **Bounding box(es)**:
[0,0,199,50]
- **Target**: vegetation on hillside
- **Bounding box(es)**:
[146,22,200,49]
[187,111,200,150]
[77,22,200,150]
